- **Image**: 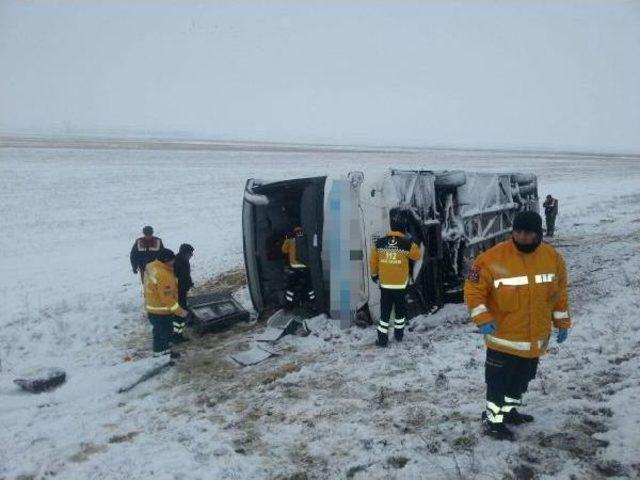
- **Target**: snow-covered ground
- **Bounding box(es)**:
[1,144,639,479]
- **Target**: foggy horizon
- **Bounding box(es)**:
[1,1,639,154]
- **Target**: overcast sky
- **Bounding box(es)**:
[1,1,639,153]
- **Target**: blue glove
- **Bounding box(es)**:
[557,328,568,343]
[478,322,497,335]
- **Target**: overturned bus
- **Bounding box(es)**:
[242,169,538,325]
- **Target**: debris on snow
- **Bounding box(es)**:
[188,292,250,334]
[117,358,173,394]
[13,367,66,393]
[230,342,281,366]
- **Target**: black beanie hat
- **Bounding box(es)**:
[513,211,543,236]
[142,225,154,235]
[179,243,194,255]
[389,208,408,232]
[157,248,175,262]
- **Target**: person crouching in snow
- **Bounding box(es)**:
[369,208,422,347]
[144,249,189,359]
[464,211,571,441]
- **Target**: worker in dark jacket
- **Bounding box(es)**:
[173,243,194,342]
[369,208,422,347]
[130,226,164,282]
[542,195,559,237]
[281,226,315,309]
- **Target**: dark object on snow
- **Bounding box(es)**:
[118,359,173,394]
[188,292,250,335]
[14,367,66,393]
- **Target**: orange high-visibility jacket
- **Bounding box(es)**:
[464,240,571,358]
[144,260,188,317]
[282,237,306,268]
[369,231,422,289]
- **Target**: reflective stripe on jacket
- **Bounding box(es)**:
[464,239,570,358]
[130,236,164,270]
[144,260,187,316]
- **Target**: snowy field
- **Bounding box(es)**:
[1,144,639,479]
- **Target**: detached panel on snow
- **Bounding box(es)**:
[188,293,250,334]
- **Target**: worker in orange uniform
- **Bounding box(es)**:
[370,208,422,347]
[281,226,315,309]
[464,211,571,441]
[144,249,189,359]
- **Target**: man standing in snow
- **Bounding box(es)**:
[144,249,188,359]
[130,226,164,282]
[173,243,194,343]
[281,226,316,310]
[464,211,571,441]
[542,195,559,237]
[369,208,422,347]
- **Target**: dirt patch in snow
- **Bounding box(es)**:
[192,267,247,296]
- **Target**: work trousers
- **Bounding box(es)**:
[545,214,557,237]
[377,288,408,335]
[148,313,175,354]
[485,348,539,423]
[178,286,189,310]
[174,286,191,334]
[284,267,315,307]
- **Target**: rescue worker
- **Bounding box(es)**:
[130,226,164,282]
[143,249,189,359]
[281,226,315,309]
[369,208,422,347]
[464,211,571,441]
[542,195,559,237]
[173,243,194,343]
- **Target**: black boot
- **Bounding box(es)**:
[394,328,404,342]
[376,330,388,347]
[481,413,515,441]
[504,408,534,425]
[169,350,181,359]
[484,421,515,441]
[173,333,190,344]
